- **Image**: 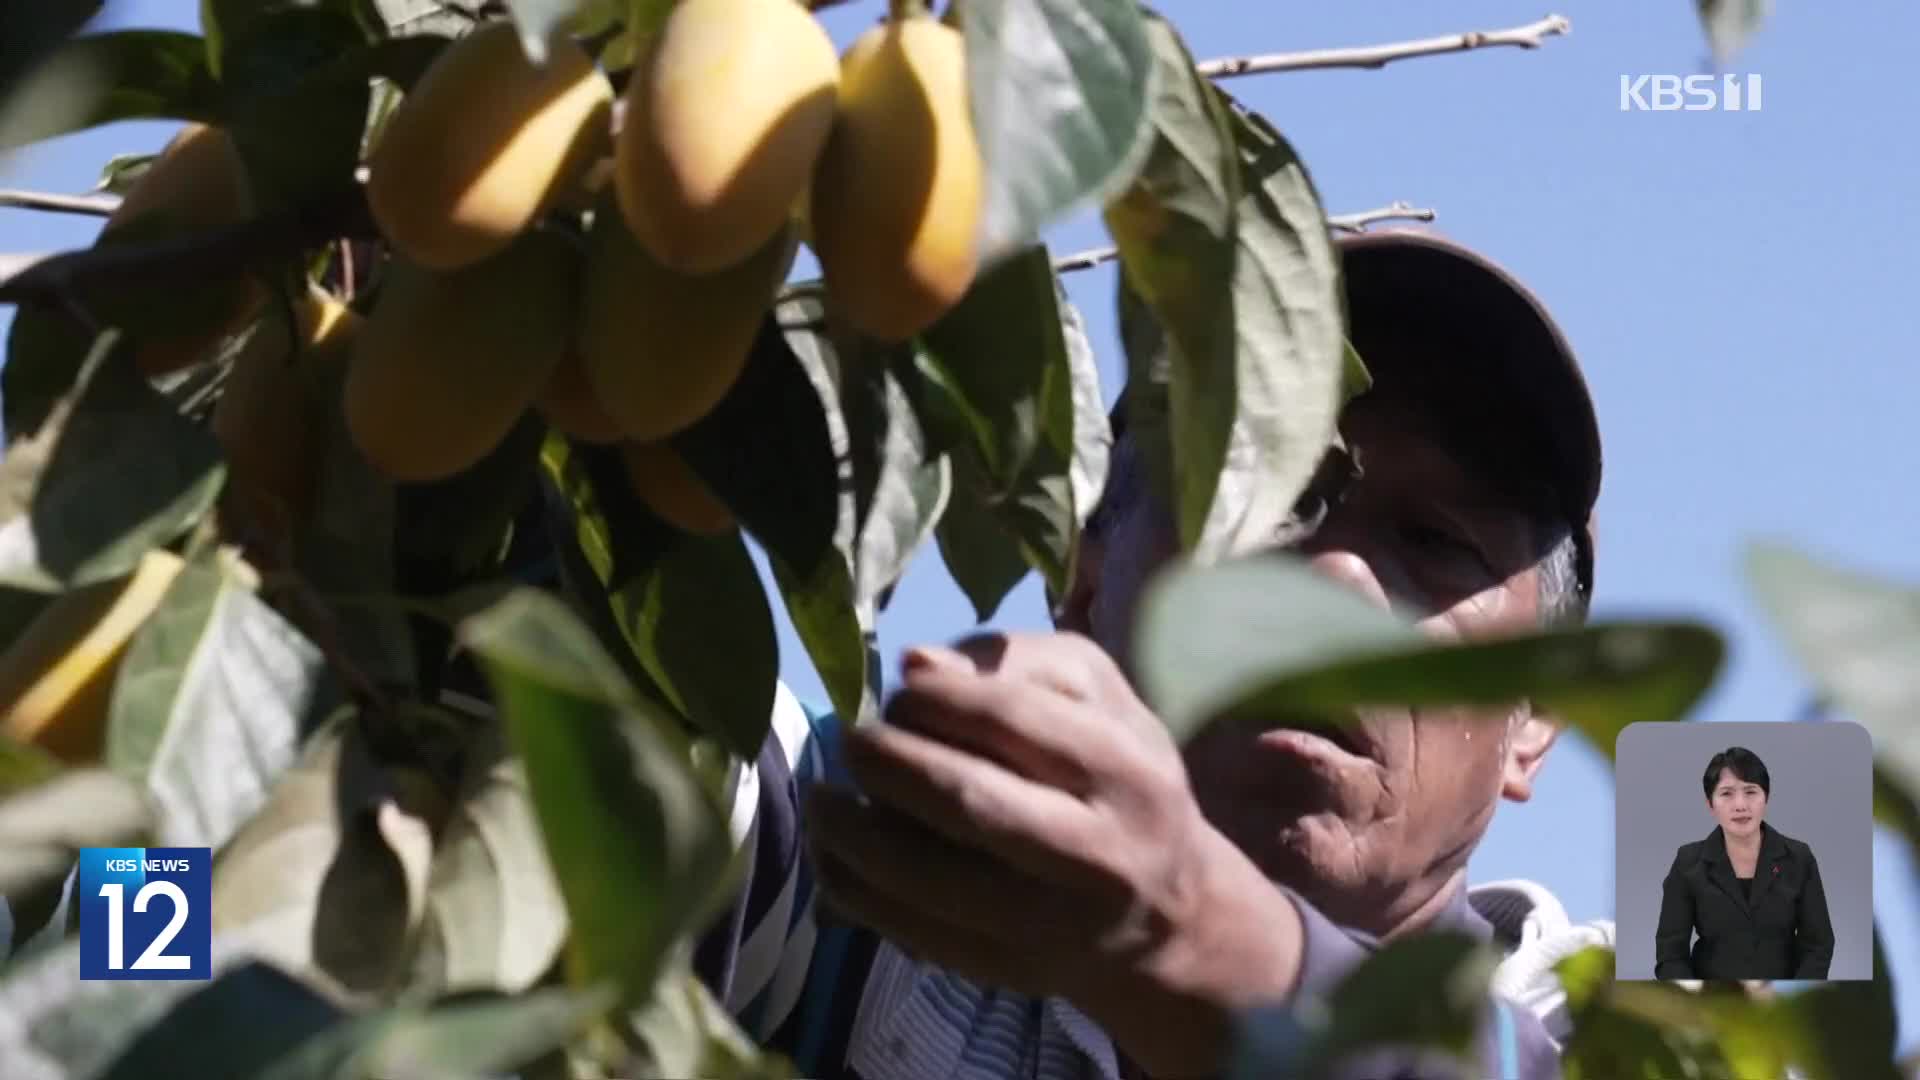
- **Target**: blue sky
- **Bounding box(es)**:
[3,0,1915,1057]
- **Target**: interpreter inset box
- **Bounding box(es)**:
[1613,720,1873,982]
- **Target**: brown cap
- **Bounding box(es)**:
[1106,227,1602,600]
[1337,228,1601,600]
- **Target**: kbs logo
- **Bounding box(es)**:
[78,847,212,981]
[1620,74,1763,111]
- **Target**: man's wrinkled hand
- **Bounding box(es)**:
[805,631,1301,1079]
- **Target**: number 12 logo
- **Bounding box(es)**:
[79,847,211,981]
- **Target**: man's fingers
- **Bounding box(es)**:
[841,721,1119,895]
[884,681,1097,797]
[890,634,1134,790]
[807,834,1039,994]
[806,786,1074,945]
[933,630,1113,704]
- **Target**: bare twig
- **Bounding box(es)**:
[1328,201,1437,233]
[1198,14,1571,79]
[1051,202,1440,275]
[0,185,375,306]
[1052,245,1118,275]
[0,189,121,218]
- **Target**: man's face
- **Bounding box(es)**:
[1078,386,1563,936]
[1709,768,1767,840]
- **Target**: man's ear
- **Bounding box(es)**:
[1501,705,1561,803]
[1052,530,1104,636]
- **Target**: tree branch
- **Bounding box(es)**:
[0,185,375,307]
[1328,200,1437,233]
[1197,14,1571,79]
[1052,202,1440,275]
[0,14,1557,305]
[0,189,121,218]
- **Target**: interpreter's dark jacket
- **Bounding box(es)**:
[1654,822,1834,980]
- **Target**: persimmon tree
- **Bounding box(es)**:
[0,1,1909,1077]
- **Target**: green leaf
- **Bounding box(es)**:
[458,588,735,1005]
[1554,945,1894,1080]
[755,293,881,725]
[0,735,61,794]
[368,0,475,38]
[958,0,1152,262]
[1744,542,1920,845]
[505,0,593,65]
[1135,554,1726,753]
[671,312,841,587]
[913,257,1090,598]
[1551,946,1613,1014]
[1106,21,1345,561]
[1103,13,1235,553]
[1874,762,1920,880]
[218,7,373,210]
[936,455,1031,623]
[364,32,449,89]
[920,245,1068,491]
[0,332,225,590]
[202,0,385,71]
[625,530,781,761]
[2,304,94,450]
[1340,338,1372,406]
[208,714,433,996]
[200,0,383,76]
[338,984,617,1080]
[846,365,952,618]
[0,30,222,150]
[1059,279,1110,531]
[89,960,351,1080]
[0,768,151,899]
[627,966,796,1079]
[413,720,569,995]
[294,355,416,692]
[1228,930,1496,1078]
[96,151,161,195]
[396,410,545,590]
[536,446,678,705]
[768,544,875,727]
[105,553,333,850]
[1561,998,1716,1080]
[0,2,103,111]
[1790,926,1901,1080]
[1697,0,1770,66]
[545,438,779,761]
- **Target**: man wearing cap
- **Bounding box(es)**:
[681,226,1614,1080]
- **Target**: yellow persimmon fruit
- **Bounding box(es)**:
[97,123,266,376]
[811,16,983,342]
[579,201,793,441]
[212,289,361,538]
[619,441,734,535]
[366,22,613,270]
[536,347,626,444]
[107,123,253,234]
[0,549,187,763]
[615,0,838,274]
[345,232,577,483]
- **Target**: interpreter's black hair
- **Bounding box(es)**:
[1701,746,1771,803]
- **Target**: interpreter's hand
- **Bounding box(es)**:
[805,631,1304,1080]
